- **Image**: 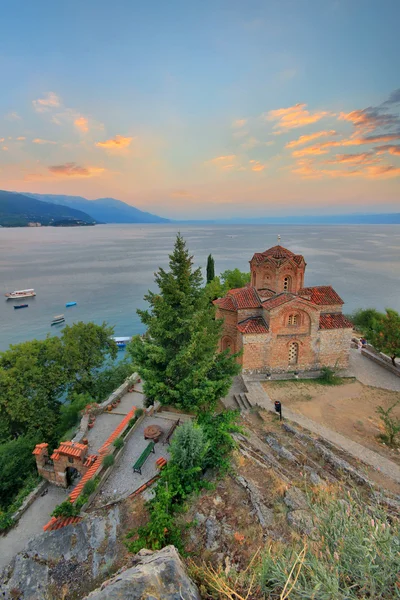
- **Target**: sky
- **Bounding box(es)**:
[0,0,399,219]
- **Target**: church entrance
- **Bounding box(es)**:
[66,466,80,487]
[289,342,299,365]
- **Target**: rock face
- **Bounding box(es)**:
[284,487,315,536]
[83,546,201,600]
[0,507,121,600]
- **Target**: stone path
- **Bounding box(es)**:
[0,485,68,572]
[244,379,400,485]
[346,348,400,391]
[94,415,172,505]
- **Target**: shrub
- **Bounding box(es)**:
[51,500,80,518]
[260,489,400,599]
[113,437,124,450]
[198,410,242,473]
[319,365,340,385]
[135,408,144,418]
[75,494,89,510]
[169,421,208,473]
[82,479,96,496]
[102,454,115,468]
[376,400,400,447]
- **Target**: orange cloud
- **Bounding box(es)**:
[16,136,26,141]
[211,155,236,163]
[32,92,61,113]
[0,138,4,143]
[32,138,57,145]
[292,144,333,157]
[364,164,400,178]
[74,116,89,133]
[291,159,322,179]
[2,146,8,151]
[286,130,337,149]
[96,135,133,150]
[375,144,400,156]
[338,109,398,132]
[48,162,105,178]
[232,119,247,128]
[266,103,330,131]
[249,160,266,172]
[325,152,377,165]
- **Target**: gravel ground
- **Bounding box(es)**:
[0,485,68,572]
[94,416,173,505]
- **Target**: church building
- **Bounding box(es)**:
[214,244,353,373]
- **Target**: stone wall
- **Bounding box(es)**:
[361,347,400,377]
[319,328,353,369]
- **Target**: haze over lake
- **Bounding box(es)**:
[1,224,399,352]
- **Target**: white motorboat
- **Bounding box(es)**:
[5,288,36,300]
[51,314,65,325]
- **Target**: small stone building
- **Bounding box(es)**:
[33,441,96,487]
[214,244,353,373]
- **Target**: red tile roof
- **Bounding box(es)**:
[319,313,353,330]
[32,443,48,456]
[251,245,304,265]
[43,516,82,532]
[257,289,275,301]
[50,441,87,461]
[262,293,294,311]
[298,286,343,306]
[213,296,236,311]
[237,317,269,334]
[227,286,261,309]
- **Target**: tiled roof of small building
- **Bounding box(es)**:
[262,293,295,310]
[257,289,275,301]
[43,516,83,532]
[319,313,353,330]
[237,317,269,334]
[50,441,87,460]
[32,443,48,455]
[227,286,261,309]
[251,245,304,265]
[298,285,344,306]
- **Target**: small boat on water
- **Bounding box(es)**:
[65,301,77,307]
[113,336,131,349]
[5,288,36,300]
[14,304,28,309]
[51,314,65,325]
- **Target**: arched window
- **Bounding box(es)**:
[288,314,298,326]
[289,342,299,365]
[222,336,234,353]
[283,276,291,291]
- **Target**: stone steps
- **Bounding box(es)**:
[233,392,252,412]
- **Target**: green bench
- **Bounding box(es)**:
[133,441,155,474]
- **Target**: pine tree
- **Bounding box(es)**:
[128,234,240,411]
[206,254,215,284]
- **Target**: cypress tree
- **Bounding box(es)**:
[206,254,215,284]
[128,234,240,411]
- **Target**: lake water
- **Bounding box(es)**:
[1,223,399,352]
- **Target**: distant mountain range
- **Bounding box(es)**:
[0,190,96,227]
[1,189,399,227]
[24,193,170,224]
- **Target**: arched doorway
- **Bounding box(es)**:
[66,466,80,487]
[288,342,299,365]
[222,336,234,353]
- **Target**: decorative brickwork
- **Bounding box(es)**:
[214,244,352,373]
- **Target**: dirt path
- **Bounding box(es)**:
[263,379,400,465]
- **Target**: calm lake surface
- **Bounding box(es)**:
[0,223,399,352]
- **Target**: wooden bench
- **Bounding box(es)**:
[132,441,155,474]
[163,419,180,445]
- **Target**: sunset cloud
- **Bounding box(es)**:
[16,136,26,141]
[286,130,337,149]
[210,155,236,164]
[375,144,400,156]
[74,116,89,133]
[292,144,333,157]
[95,135,133,150]
[48,162,105,178]
[232,119,247,128]
[266,103,330,131]
[249,160,267,172]
[241,137,275,150]
[338,108,399,132]
[32,138,57,145]
[325,152,376,165]
[0,138,4,143]
[5,111,21,121]
[32,92,61,113]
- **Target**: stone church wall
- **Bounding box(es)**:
[319,328,353,369]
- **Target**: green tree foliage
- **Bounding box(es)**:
[57,392,93,439]
[128,234,240,411]
[51,499,80,518]
[206,254,215,284]
[88,357,133,401]
[198,410,241,472]
[0,336,67,442]
[61,321,118,395]
[169,421,208,473]
[376,400,400,447]
[0,435,39,509]
[350,308,383,335]
[220,268,251,290]
[368,309,400,366]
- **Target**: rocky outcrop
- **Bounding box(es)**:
[83,546,201,600]
[284,487,315,536]
[0,507,121,600]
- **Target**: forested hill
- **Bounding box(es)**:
[0,190,97,226]
[24,193,170,224]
